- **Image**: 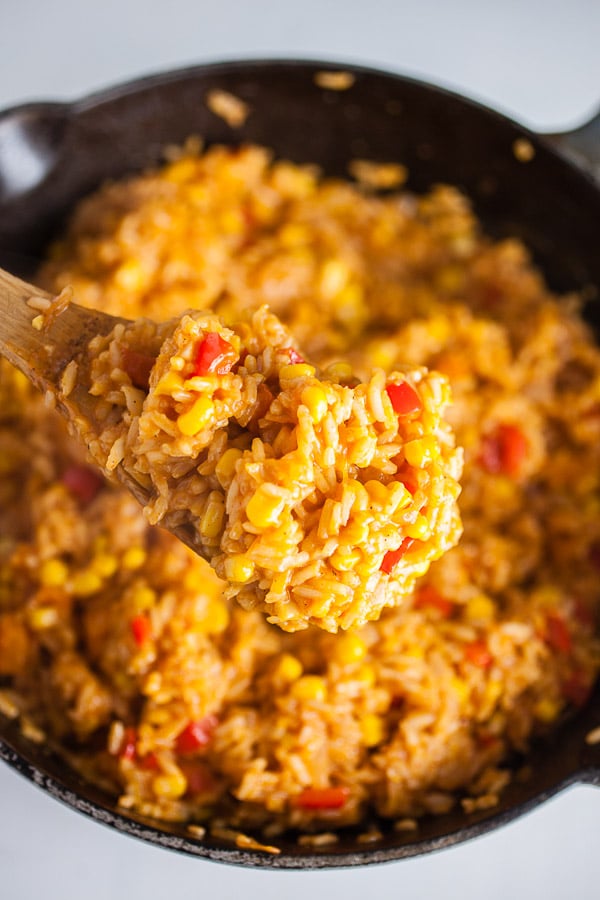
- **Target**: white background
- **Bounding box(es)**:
[1,1,600,898]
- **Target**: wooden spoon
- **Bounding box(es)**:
[0,267,200,553]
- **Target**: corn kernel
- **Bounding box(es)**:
[224,553,255,583]
[122,546,147,570]
[331,546,362,573]
[220,208,244,235]
[319,259,349,298]
[404,436,440,468]
[405,513,431,541]
[355,664,376,688]
[200,494,225,538]
[332,632,367,665]
[132,586,156,612]
[177,396,214,436]
[204,599,230,634]
[165,157,198,183]
[465,594,495,623]
[114,259,146,292]
[301,385,329,422]
[361,713,385,747]
[324,362,354,384]
[450,676,470,707]
[154,371,184,396]
[275,653,303,682]
[246,485,285,529]
[27,606,59,630]
[215,448,243,488]
[153,771,187,799]
[279,223,308,247]
[71,571,103,596]
[91,554,118,578]
[534,697,562,723]
[39,558,68,588]
[279,363,316,382]
[291,675,327,702]
[344,479,369,511]
[342,519,369,545]
[270,572,290,596]
[364,480,390,507]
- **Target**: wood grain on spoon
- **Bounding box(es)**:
[0,267,200,552]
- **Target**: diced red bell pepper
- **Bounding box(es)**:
[464,640,493,668]
[192,332,237,376]
[140,752,160,771]
[480,424,528,478]
[380,537,415,573]
[295,786,350,810]
[545,613,572,654]
[385,381,422,416]
[61,464,104,504]
[285,347,305,364]
[414,585,454,618]
[399,471,419,495]
[120,346,155,389]
[131,614,152,647]
[176,715,219,755]
[119,727,137,761]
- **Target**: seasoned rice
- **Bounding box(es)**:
[72,305,462,632]
[1,143,600,838]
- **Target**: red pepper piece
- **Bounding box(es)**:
[464,640,493,668]
[192,332,237,376]
[414,585,454,618]
[480,424,528,478]
[140,752,160,771]
[61,464,104,504]
[120,346,155,389]
[176,715,219,755]
[399,472,419,495]
[295,786,350,810]
[380,537,415,573]
[285,347,305,364]
[562,670,592,707]
[545,614,572,654]
[119,727,137,761]
[131,614,152,647]
[385,381,422,416]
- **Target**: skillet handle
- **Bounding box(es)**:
[542,108,600,179]
[0,102,71,203]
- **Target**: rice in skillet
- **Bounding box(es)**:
[1,143,599,834]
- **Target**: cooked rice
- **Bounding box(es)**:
[1,143,600,839]
[72,305,462,632]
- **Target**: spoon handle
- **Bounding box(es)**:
[0,268,123,393]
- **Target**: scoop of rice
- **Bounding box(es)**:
[75,305,463,631]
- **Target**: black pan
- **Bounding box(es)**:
[1,59,599,869]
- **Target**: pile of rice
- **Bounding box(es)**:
[1,143,600,840]
[69,304,461,632]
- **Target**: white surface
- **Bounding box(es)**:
[2,1,600,898]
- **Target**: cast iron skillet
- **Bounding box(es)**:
[0,59,599,869]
